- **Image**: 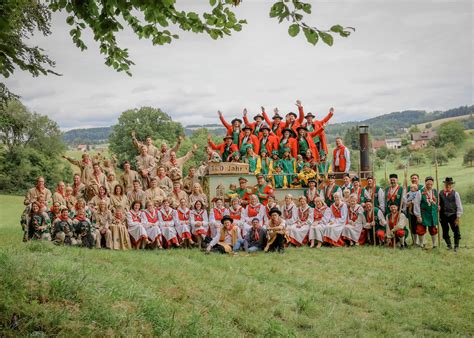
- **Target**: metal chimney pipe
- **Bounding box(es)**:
[359,125,370,178]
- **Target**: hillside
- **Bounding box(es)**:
[61,105,473,144]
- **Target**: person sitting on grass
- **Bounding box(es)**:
[52,206,75,246]
[386,202,409,249]
[245,218,267,253]
[190,200,209,249]
[91,200,113,249]
[206,215,244,254]
[342,194,364,246]
[141,200,163,249]
[126,201,149,249]
[287,196,313,247]
[309,197,331,248]
[264,207,288,253]
[109,208,132,250]
[323,192,347,247]
[73,209,94,248]
[176,198,195,248]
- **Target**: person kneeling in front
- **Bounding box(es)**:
[206,215,245,254]
[245,218,267,253]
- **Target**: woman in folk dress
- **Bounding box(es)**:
[309,197,331,248]
[190,200,209,248]
[127,201,149,249]
[158,198,180,248]
[140,200,162,249]
[176,198,195,247]
[209,197,229,238]
[263,195,280,227]
[188,182,208,209]
[323,192,348,247]
[342,194,364,246]
[109,208,132,250]
[288,196,313,246]
[281,194,298,228]
[228,197,245,236]
[242,194,266,234]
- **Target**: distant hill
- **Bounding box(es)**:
[63,127,112,145]
[62,105,473,144]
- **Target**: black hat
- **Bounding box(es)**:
[231,118,242,125]
[253,114,264,121]
[389,174,398,179]
[287,112,297,118]
[282,128,296,138]
[343,173,350,178]
[364,198,373,204]
[308,178,317,184]
[305,112,315,119]
[242,125,252,131]
[221,215,233,224]
[260,125,270,131]
[272,114,283,120]
[443,177,455,184]
[223,135,233,141]
[425,176,434,182]
[367,175,374,180]
[352,176,360,182]
[387,201,399,208]
[269,207,281,216]
[296,126,307,132]
[328,173,336,179]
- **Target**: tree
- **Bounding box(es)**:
[463,148,474,167]
[409,125,420,133]
[444,142,457,159]
[1,0,354,103]
[432,151,448,166]
[436,121,466,146]
[376,146,390,160]
[108,107,184,165]
[409,152,425,166]
[0,99,72,193]
[343,126,359,150]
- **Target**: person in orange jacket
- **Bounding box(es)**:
[217,110,243,146]
[301,105,334,157]
[259,125,279,155]
[242,108,266,137]
[239,126,260,156]
[284,99,305,134]
[262,107,285,137]
[296,126,320,161]
[208,135,239,162]
[278,128,298,158]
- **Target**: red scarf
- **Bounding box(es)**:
[348,206,360,222]
[229,206,242,220]
[177,207,190,221]
[247,204,261,217]
[298,207,310,221]
[314,206,327,221]
[422,189,436,206]
[160,208,174,221]
[331,203,342,218]
[144,209,159,223]
[387,185,400,203]
[253,227,261,241]
[283,204,294,220]
[388,213,399,230]
[193,209,204,221]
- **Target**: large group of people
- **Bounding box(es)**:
[19,101,464,254]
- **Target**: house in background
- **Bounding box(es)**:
[372,139,386,151]
[410,130,437,149]
[76,144,87,152]
[385,138,402,149]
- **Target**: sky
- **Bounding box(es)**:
[5,0,473,129]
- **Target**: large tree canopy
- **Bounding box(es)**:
[0,0,354,102]
[109,106,184,165]
[0,99,72,193]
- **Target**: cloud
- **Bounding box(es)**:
[4,0,473,129]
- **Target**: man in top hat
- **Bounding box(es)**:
[218,110,242,146]
[259,125,279,155]
[438,177,463,252]
[332,137,351,175]
[362,175,385,212]
[385,173,404,215]
[324,173,341,207]
[207,134,239,162]
[239,125,260,155]
[253,173,273,206]
[206,215,245,254]
[296,125,320,160]
[413,176,439,248]
[262,107,285,137]
[243,107,266,137]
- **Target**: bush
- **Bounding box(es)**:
[464,186,474,204]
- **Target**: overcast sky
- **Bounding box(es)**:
[5,0,473,129]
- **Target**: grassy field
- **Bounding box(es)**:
[417,114,472,130]
[1,194,473,336]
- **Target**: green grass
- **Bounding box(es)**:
[1,195,473,336]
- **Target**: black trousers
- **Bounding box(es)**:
[268,234,285,252]
[440,214,461,247]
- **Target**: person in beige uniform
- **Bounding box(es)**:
[86,163,107,199]
[135,145,156,189]
[157,136,183,165]
[155,166,173,193]
[131,131,159,159]
[63,153,94,184]
[182,167,200,194]
[126,180,146,208]
[145,177,167,206]
[91,200,113,249]
[119,161,140,193]
[71,174,85,200]
[24,177,52,206]
[164,144,198,180]
[169,181,188,209]
[52,181,67,206]
[105,172,119,196]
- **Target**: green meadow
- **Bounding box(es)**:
[1,195,473,336]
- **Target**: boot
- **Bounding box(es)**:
[431,235,437,249]
[445,237,452,250]
[399,236,405,249]
[413,234,419,246]
[419,235,426,248]
[196,236,203,250]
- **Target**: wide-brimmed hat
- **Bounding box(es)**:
[443,177,455,184]
[242,125,252,131]
[425,176,434,182]
[260,125,270,131]
[286,112,297,118]
[231,118,242,124]
[269,207,281,216]
[389,174,398,179]
[305,112,315,119]
[221,215,234,224]
[272,114,283,120]
[282,128,296,138]
[223,135,233,141]
[253,114,264,121]
[296,126,307,132]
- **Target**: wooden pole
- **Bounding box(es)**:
[372,177,376,247]
[435,149,441,248]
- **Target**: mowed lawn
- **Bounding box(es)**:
[1,195,473,336]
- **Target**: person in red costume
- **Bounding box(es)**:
[217,110,242,146]
[262,107,285,137]
[332,137,351,175]
[242,108,266,137]
[239,126,260,155]
[284,99,305,134]
[278,128,298,158]
[295,126,320,161]
[258,125,279,155]
[299,103,334,157]
[207,134,239,162]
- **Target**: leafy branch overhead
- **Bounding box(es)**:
[0,0,353,102]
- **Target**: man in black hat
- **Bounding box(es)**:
[385,173,404,215]
[262,107,284,137]
[413,176,439,248]
[296,125,319,160]
[439,177,463,252]
[236,177,251,206]
[206,215,245,254]
[243,107,266,137]
[239,125,260,156]
[259,125,279,155]
[264,207,288,253]
[207,134,239,162]
[324,173,341,207]
[218,110,242,146]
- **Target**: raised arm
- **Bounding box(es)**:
[296,100,304,124]
[170,135,183,154]
[242,108,252,128]
[262,107,272,125]
[320,108,334,125]
[131,130,141,151]
[62,155,81,167]
[218,111,232,130]
[207,135,219,151]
